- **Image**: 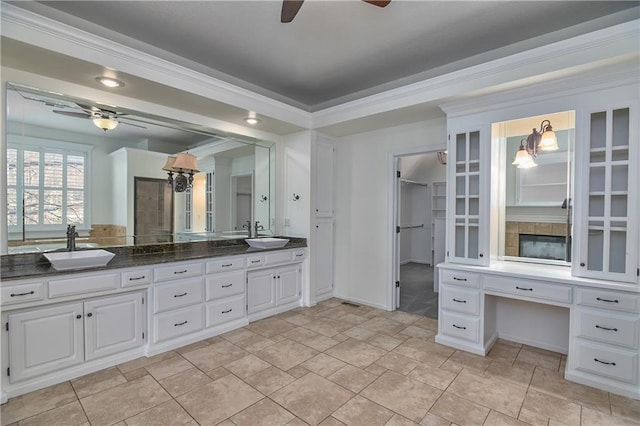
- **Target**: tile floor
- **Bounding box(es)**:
[399,263,438,318]
[1,298,639,426]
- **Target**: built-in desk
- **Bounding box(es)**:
[436,262,640,400]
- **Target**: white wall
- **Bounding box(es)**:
[281,131,311,238]
[334,119,446,309]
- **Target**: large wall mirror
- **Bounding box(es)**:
[494,111,575,264]
[5,83,276,254]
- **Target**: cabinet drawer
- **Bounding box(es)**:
[576,289,639,314]
[1,282,44,306]
[439,311,480,343]
[122,269,152,287]
[483,276,571,304]
[574,340,638,384]
[206,271,244,301]
[292,249,306,261]
[206,295,245,327]
[154,278,203,313]
[246,255,265,269]
[153,305,204,343]
[265,251,293,265]
[575,309,639,349]
[153,262,203,283]
[206,257,244,274]
[49,273,119,298]
[440,285,480,315]
[440,270,480,288]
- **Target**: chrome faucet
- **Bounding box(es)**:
[243,220,252,238]
[254,221,264,237]
[66,225,78,251]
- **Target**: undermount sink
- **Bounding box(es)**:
[245,238,290,249]
[43,249,115,271]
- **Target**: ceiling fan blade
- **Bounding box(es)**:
[53,110,92,119]
[363,0,391,7]
[281,0,304,23]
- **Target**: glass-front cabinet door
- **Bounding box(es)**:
[447,127,489,266]
[575,103,638,283]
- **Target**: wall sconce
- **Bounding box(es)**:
[163,153,199,192]
[292,193,300,201]
[512,138,538,169]
[93,116,118,131]
[525,119,558,156]
[437,151,447,165]
[260,195,268,202]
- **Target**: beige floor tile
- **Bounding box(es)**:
[365,363,388,376]
[234,333,277,353]
[529,365,610,412]
[446,370,526,418]
[283,313,314,326]
[328,364,378,393]
[581,406,640,426]
[249,317,297,337]
[366,333,406,351]
[116,351,178,373]
[447,350,492,372]
[325,338,387,369]
[360,371,441,423]
[301,334,340,352]
[220,327,259,343]
[429,392,490,425]
[144,355,194,380]
[486,342,521,363]
[516,347,561,370]
[243,366,296,395]
[300,353,346,377]
[413,317,438,331]
[332,395,394,426]
[158,367,212,397]
[386,311,422,325]
[224,354,272,379]
[375,352,419,375]
[302,318,353,337]
[610,393,640,422]
[419,412,450,426]
[287,365,311,378]
[398,325,436,340]
[271,373,354,426]
[121,367,149,382]
[518,388,581,426]
[16,401,87,426]
[174,339,210,355]
[206,366,231,380]
[337,313,369,326]
[359,316,407,335]
[483,360,534,387]
[71,366,127,399]
[483,410,530,426]
[176,374,263,426]
[255,339,318,370]
[288,417,313,425]
[341,326,378,341]
[181,339,247,371]
[407,363,457,390]
[79,375,171,426]
[124,399,197,425]
[318,417,347,426]
[284,326,321,342]
[230,398,295,425]
[0,382,77,426]
[387,414,419,425]
[393,338,454,367]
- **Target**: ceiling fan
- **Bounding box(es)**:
[53,104,146,131]
[281,0,391,23]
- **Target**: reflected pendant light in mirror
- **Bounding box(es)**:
[512,138,537,168]
[163,153,199,192]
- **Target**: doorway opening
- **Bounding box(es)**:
[231,174,253,231]
[133,177,174,245]
[391,151,446,318]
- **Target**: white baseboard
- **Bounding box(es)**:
[332,292,387,311]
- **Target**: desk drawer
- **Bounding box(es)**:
[206,295,245,327]
[153,306,204,343]
[206,257,244,274]
[154,262,203,283]
[483,276,571,304]
[575,309,639,349]
[1,282,44,306]
[575,340,638,384]
[154,278,203,313]
[440,270,480,289]
[439,311,480,343]
[440,285,480,315]
[246,255,265,269]
[49,273,119,298]
[576,289,639,314]
[206,271,244,301]
[122,269,152,287]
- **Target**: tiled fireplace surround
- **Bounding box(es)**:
[505,221,568,258]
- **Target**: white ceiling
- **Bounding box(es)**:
[9,0,639,112]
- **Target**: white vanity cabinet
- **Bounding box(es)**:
[204,257,246,328]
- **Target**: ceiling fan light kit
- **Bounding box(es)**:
[92,117,118,131]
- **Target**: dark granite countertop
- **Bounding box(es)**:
[1,237,307,282]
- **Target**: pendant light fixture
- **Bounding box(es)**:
[163,153,199,192]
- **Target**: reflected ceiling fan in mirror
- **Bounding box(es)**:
[281,0,391,23]
[53,104,147,131]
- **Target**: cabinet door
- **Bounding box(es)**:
[8,302,84,382]
[277,266,301,305]
[315,218,334,297]
[315,139,335,217]
[247,269,277,314]
[85,293,144,360]
[447,128,489,265]
[576,104,638,283]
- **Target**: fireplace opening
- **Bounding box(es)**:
[519,234,569,261]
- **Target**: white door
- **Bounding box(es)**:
[394,158,402,309]
[315,218,334,297]
[247,269,277,314]
[316,139,335,217]
[85,293,145,360]
[277,266,301,305]
[8,302,84,382]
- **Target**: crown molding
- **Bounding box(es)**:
[0,3,312,129]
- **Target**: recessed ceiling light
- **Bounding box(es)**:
[95,76,125,88]
[244,117,261,125]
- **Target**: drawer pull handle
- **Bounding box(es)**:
[452,324,466,330]
[596,297,619,303]
[594,358,616,366]
[222,264,233,267]
[452,298,467,303]
[174,292,188,298]
[295,253,304,257]
[129,276,146,281]
[453,277,467,281]
[595,325,618,332]
[221,309,233,314]
[174,321,188,327]
[10,291,35,297]
[516,286,533,291]
[221,284,233,288]
[251,260,261,264]
[174,270,188,274]
[87,313,93,317]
